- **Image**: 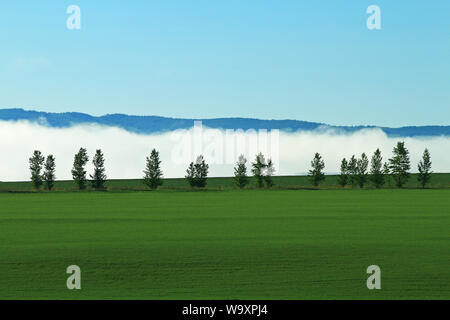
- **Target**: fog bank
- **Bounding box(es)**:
[0,120,449,182]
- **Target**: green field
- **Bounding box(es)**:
[0,188,449,299]
[1,173,450,192]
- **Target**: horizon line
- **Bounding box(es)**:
[1,107,449,130]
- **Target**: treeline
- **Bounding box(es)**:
[309,142,432,189]
[29,148,108,191]
[27,141,433,191]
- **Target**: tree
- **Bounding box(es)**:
[370,149,384,188]
[185,162,196,187]
[389,142,410,188]
[43,155,56,190]
[185,155,209,188]
[72,147,89,190]
[143,149,163,189]
[264,159,275,188]
[194,155,209,188]
[251,153,266,188]
[348,155,358,187]
[308,153,325,187]
[29,150,45,189]
[383,162,391,187]
[356,153,369,188]
[337,158,349,188]
[90,149,107,190]
[417,148,432,188]
[233,155,249,189]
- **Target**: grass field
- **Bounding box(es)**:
[1,173,450,192]
[0,188,449,299]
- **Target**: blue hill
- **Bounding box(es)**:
[0,108,449,137]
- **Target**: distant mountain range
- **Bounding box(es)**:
[0,108,449,137]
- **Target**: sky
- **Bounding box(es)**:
[0,0,449,127]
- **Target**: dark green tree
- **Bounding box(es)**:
[337,158,349,187]
[308,152,325,187]
[72,147,89,190]
[264,159,275,188]
[143,149,163,189]
[370,149,384,188]
[348,155,358,187]
[194,155,209,188]
[383,162,391,187]
[356,153,369,188]
[417,148,432,188]
[29,150,45,189]
[251,153,266,188]
[233,155,249,189]
[389,142,411,188]
[43,155,56,190]
[185,155,209,188]
[90,149,107,190]
[185,162,196,187]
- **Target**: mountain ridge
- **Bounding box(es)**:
[0,108,449,137]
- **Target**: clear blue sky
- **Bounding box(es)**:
[0,1,448,126]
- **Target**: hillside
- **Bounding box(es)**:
[1,108,449,137]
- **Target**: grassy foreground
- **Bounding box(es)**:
[0,189,449,299]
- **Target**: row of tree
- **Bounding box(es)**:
[29,148,107,190]
[28,141,433,190]
[29,151,56,190]
[308,142,432,188]
[28,147,276,190]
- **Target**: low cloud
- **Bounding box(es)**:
[0,120,449,182]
